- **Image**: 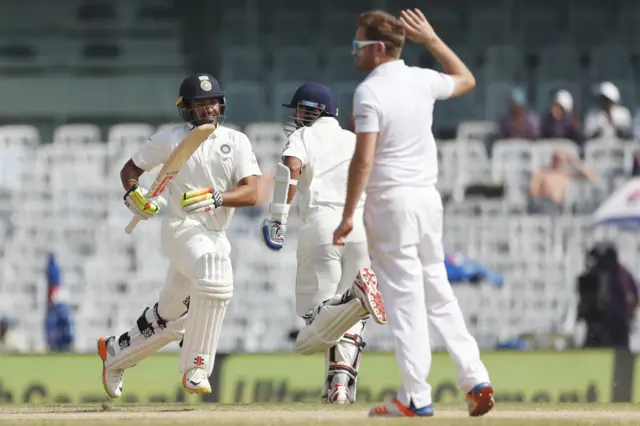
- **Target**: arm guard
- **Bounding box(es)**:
[268,162,297,224]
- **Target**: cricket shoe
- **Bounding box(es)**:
[97,336,124,399]
[351,267,387,325]
[467,382,495,416]
[369,399,434,417]
[182,367,211,394]
[326,383,351,404]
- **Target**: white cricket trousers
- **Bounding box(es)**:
[295,241,370,316]
[364,185,490,408]
[157,221,233,321]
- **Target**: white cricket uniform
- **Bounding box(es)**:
[282,117,368,316]
[132,124,261,329]
[353,59,490,408]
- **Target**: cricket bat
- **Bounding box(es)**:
[124,123,216,235]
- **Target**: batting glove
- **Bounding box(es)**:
[261,218,286,251]
[124,184,160,220]
[180,187,223,214]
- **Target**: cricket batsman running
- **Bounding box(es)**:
[333,9,494,417]
[97,72,261,397]
[261,82,386,404]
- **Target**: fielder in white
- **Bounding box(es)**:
[333,9,494,417]
[261,82,386,404]
[97,72,261,397]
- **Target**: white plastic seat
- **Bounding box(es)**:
[531,139,580,168]
[0,125,40,148]
[491,139,535,183]
[107,123,155,159]
[53,124,102,146]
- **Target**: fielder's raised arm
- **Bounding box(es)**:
[400,8,475,98]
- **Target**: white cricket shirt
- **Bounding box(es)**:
[282,117,366,245]
[131,124,261,232]
[353,59,454,196]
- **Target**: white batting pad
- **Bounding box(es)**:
[179,253,233,376]
[296,299,367,355]
[322,320,367,403]
[106,303,186,371]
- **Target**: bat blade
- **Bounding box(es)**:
[124,124,216,235]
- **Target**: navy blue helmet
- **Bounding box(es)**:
[282,82,339,136]
[177,73,226,127]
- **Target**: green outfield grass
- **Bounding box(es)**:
[1,403,639,425]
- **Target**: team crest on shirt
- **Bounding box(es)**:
[219,143,232,155]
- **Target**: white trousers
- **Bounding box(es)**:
[364,186,490,408]
[295,241,370,316]
[157,221,233,321]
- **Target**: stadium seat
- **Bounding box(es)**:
[537,46,583,81]
[491,139,535,200]
[456,121,496,142]
[270,47,321,84]
[0,125,40,148]
[244,122,286,172]
[53,124,102,146]
[531,139,580,168]
[218,82,269,124]
[484,45,526,82]
[323,47,363,82]
[221,47,267,84]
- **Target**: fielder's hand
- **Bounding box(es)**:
[180,187,223,214]
[261,218,286,251]
[333,217,354,246]
[400,8,437,44]
[123,184,160,220]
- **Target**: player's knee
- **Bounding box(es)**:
[192,253,233,300]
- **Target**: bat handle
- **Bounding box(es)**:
[125,216,142,235]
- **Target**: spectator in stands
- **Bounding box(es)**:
[494,87,540,141]
[528,149,596,214]
[584,81,632,140]
[540,89,583,144]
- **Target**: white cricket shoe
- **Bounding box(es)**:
[182,367,211,394]
[326,383,351,404]
[97,337,124,399]
[352,267,387,325]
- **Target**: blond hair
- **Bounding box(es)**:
[357,10,405,57]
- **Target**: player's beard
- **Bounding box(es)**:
[355,54,374,73]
